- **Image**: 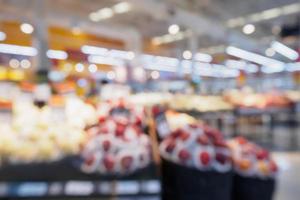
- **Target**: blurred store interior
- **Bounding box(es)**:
[0,0,300,199]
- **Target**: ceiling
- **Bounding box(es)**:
[0,0,299,58]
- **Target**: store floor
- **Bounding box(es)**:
[274,152,300,200]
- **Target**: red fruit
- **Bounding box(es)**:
[103,156,115,171]
[99,126,109,134]
[216,153,227,165]
[171,129,182,138]
[116,124,126,137]
[98,116,106,123]
[152,106,161,117]
[102,140,111,151]
[135,116,142,126]
[200,152,210,166]
[197,135,210,145]
[85,154,95,166]
[189,124,198,129]
[236,137,247,145]
[179,131,190,141]
[256,149,269,160]
[270,160,278,173]
[178,149,190,162]
[121,156,133,170]
[214,139,227,148]
[165,140,176,153]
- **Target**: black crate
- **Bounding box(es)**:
[161,159,233,200]
[232,174,276,200]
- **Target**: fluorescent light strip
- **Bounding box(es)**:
[0,43,37,56]
[90,2,131,22]
[271,41,299,60]
[81,45,108,56]
[46,50,68,60]
[285,62,300,72]
[194,53,212,63]
[88,55,124,66]
[226,3,300,27]
[152,30,192,45]
[226,46,283,66]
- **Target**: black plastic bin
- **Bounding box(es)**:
[232,174,276,200]
[161,159,233,200]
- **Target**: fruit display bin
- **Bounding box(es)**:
[161,158,233,200]
[232,174,276,200]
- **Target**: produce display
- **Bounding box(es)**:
[160,123,232,172]
[159,122,233,200]
[228,137,278,178]
[224,89,292,109]
[79,101,152,175]
[0,94,97,164]
[169,94,233,112]
[228,137,277,200]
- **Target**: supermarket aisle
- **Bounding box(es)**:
[274,152,300,200]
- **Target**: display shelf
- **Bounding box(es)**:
[0,158,160,198]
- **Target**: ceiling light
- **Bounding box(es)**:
[243,24,255,34]
[9,59,19,69]
[75,63,85,72]
[0,44,37,56]
[81,45,108,56]
[183,50,192,59]
[194,53,212,63]
[107,71,116,80]
[271,41,299,60]
[20,23,34,34]
[168,24,180,35]
[265,48,276,57]
[260,8,282,20]
[226,46,283,66]
[88,55,124,66]
[20,59,31,69]
[113,2,131,14]
[89,12,100,22]
[46,50,68,60]
[97,8,114,20]
[88,64,98,73]
[0,32,6,41]
[151,71,160,79]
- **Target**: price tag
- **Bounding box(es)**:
[155,113,171,138]
[65,181,94,196]
[16,182,48,197]
[98,182,113,194]
[0,183,8,197]
[115,181,139,195]
[48,182,63,196]
[141,180,161,194]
